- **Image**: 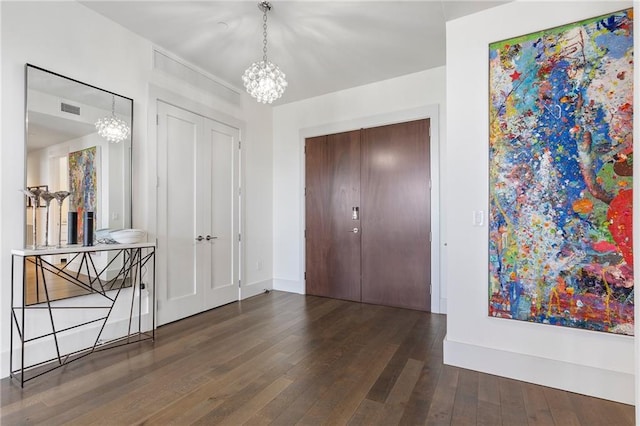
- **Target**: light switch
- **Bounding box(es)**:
[472,210,484,226]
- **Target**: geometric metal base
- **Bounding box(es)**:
[10,243,156,387]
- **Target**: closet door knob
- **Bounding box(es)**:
[206,235,218,241]
[195,235,204,241]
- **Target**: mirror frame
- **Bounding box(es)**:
[24,63,133,248]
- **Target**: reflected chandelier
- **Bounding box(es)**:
[95,95,130,143]
[242,1,287,104]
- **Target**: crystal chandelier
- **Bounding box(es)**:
[242,1,287,104]
[95,95,130,143]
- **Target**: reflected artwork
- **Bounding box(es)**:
[69,146,98,241]
[488,10,633,334]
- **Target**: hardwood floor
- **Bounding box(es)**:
[1,291,634,425]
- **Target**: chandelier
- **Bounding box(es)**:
[242,1,287,104]
[95,95,131,143]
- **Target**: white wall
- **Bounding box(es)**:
[0,1,274,378]
[444,0,635,404]
[272,67,447,313]
[239,97,274,296]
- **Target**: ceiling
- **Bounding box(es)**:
[81,1,509,104]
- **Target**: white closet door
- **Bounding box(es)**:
[157,101,239,325]
[203,118,240,310]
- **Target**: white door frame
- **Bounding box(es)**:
[147,85,245,324]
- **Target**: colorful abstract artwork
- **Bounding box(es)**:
[69,146,98,241]
[488,10,633,335]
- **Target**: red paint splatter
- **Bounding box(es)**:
[619,102,632,112]
[607,189,633,267]
[592,241,619,253]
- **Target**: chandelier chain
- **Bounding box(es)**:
[262,8,268,61]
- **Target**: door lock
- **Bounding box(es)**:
[352,207,359,220]
[351,227,359,234]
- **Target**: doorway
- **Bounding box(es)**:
[156,101,240,325]
[305,119,431,311]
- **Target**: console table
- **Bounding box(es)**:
[10,242,155,386]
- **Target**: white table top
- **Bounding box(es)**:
[12,242,155,256]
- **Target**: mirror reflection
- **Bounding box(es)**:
[25,64,133,305]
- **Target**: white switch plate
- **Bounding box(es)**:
[472,210,484,226]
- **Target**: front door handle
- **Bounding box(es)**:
[195,235,204,241]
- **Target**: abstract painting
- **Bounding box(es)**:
[69,146,98,241]
[488,9,633,335]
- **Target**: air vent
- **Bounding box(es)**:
[61,103,80,115]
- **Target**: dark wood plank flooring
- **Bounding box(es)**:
[1,291,634,425]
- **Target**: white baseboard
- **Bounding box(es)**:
[241,279,272,300]
[443,337,634,405]
[273,278,305,294]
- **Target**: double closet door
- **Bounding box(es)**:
[156,101,240,325]
[305,119,431,311]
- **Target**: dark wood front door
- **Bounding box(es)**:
[361,120,431,311]
[305,119,431,311]
[305,131,361,302]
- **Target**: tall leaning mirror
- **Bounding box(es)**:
[25,64,133,305]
